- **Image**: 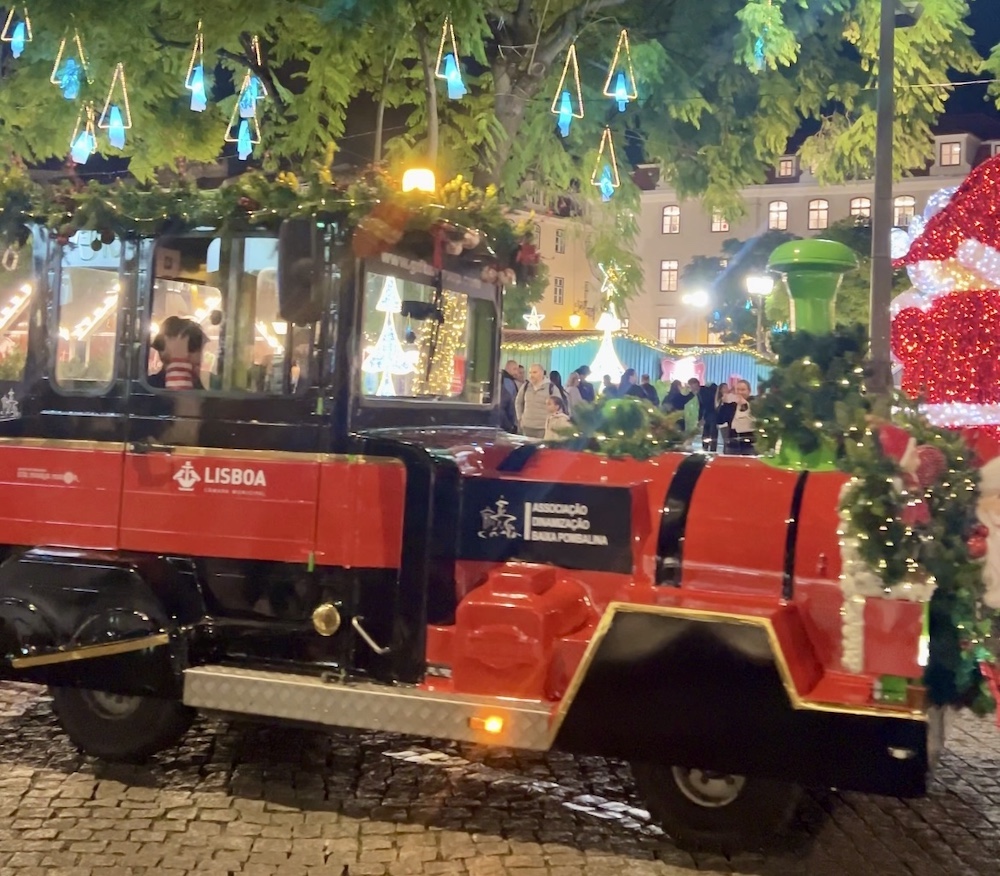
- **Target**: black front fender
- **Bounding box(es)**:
[552,606,929,797]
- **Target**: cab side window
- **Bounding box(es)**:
[146,234,315,394]
[54,231,122,393]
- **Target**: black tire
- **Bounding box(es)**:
[50,687,194,763]
[631,762,802,853]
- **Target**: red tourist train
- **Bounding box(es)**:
[0,218,937,850]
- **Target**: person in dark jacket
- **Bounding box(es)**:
[575,365,596,403]
[662,380,685,412]
[618,368,645,399]
[699,382,719,451]
[638,374,659,405]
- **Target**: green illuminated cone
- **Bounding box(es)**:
[767,239,858,334]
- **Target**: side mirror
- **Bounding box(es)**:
[401,300,444,323]
[278,219,323,323]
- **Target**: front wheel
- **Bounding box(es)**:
[50,687,194,763]
[631,762,802,853]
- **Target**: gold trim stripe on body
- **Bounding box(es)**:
[547,602,926,744]
[0,437,126,452]
[10,633,171,668]
[0,437,403,466]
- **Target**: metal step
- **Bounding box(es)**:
[183,665,552,750]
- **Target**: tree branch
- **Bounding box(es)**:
[534,0,630,70]
[237,33,289,113]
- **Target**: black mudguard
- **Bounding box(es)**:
[553,608,929,797]
[0,549,206,697]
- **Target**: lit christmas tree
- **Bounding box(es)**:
[361,276,413,396]
[588,263,626,384]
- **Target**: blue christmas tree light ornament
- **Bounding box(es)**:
[599,164,615,202]
[108,106,125,149]
[59,58,81,100]
[613,71,629,112]
[237,119,253,160]
[71,130,94,165]
[11,21,25,58]
[557,91,573,138]
[443,53,466,99]
[189,63,207,112]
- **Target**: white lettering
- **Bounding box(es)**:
[204,467,267,488]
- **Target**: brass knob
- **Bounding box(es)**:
[311,603,341,637]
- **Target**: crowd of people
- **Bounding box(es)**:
[499,358,757,454]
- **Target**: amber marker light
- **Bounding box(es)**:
[470,714,505,735]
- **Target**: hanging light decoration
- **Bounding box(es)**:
[239,35,268,117]
[1,6,32,59]
[98,63,132,150]
[523,305,545,330]
[434,16,466,99]
[225,79,262,161]
[591,127,621,202]
[185,20,207,112]
[69,102,97,165]
[550,43,584,138]
[602,29,637,113]
[49,29,91,100]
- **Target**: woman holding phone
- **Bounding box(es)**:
[717,379,756,455]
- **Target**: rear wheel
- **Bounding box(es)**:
[50,687,194,762]
[632,762,802,853]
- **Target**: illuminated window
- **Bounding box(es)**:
[711,212,729,233]
[894,196,916,227]
[553,277,564,304]
[939,142,961,167]
[777,158,795,177]
[555,229,566,254]
[658,317,677,344]
[807,199,829,231]
[660,260,679,292]
[768,201,788,231]
[661,205,681,234]
[850,197,871,219]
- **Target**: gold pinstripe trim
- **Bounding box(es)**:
[166,446,319,462]
[548,602,925,743]
[0,437,126,452]
[10,633,171,668]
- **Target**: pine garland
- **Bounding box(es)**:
[550,396,687,460]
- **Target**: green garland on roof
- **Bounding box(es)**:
[0,166,533,273]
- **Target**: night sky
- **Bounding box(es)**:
[946,1,1000,116]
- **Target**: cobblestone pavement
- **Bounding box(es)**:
[1,683,1000,875]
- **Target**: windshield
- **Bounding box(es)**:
[360,268,496,403]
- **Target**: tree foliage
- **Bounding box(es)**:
[0,0,990,305]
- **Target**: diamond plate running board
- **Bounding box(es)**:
[183,665,553,750]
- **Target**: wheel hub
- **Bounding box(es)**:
[81,689,142,719]
[670,766,746,808]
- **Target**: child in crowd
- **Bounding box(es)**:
[543,394,572,440]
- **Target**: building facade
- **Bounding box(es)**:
[509,209,605,331]
[629,129,1000,344]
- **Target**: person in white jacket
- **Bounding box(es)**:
[515,364,551,438]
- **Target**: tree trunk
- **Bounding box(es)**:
[480,56,544,189]
[373,48,397,163]
[415,27,439,164]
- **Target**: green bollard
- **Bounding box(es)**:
[767,239,858,334]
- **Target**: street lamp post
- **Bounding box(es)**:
[745,274,775,354]
[869,0,922,393]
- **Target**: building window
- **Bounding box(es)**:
[659,260,679,293]
[658,317,677,345]
[768,201,788,231]
[777,158,795,178]
[555,229,566,254]
[553,277,564,305]
[940,142,962,167]
[661,205,680,234]
[621,318,630,330]
[894,196,916,227]
[533,223,542,249]
[807,199,829,231]
[711,212,729,233]
[850,197,872,219]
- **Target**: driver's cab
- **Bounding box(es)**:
[0,219,505,683]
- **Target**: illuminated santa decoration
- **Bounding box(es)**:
[891,153,1000,450]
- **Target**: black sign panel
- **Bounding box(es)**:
[459,478,634,574]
